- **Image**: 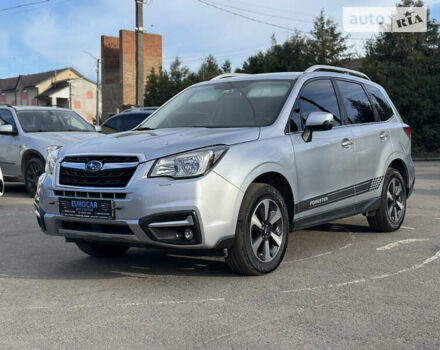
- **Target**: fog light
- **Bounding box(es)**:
[183,228,194,240]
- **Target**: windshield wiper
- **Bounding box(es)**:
[136,127,156,131]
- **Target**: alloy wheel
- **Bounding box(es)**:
[386,177,405,223]
[249,198,284,263]
[26,162,43,193]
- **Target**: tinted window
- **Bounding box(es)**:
[336,81,376,124]
[289,79,341,132]
[102,115,122,134]
[124,113,150,130]
[365,85,394,121]
[0,109,15,128]
[16,110,95,132]
[137,80,293,129]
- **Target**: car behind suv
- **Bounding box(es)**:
[0,106,101,196]
[101,107,158,134]
[35,65,415,275]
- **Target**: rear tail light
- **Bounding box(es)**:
[403,126,411,138]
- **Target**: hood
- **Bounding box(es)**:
[59,127,260,161]
[25,131,102,147]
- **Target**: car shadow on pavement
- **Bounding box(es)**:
[1,183,30,199]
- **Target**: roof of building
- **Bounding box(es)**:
[36,81,70,98]
[0,67,94,92]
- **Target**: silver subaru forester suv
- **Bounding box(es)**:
[35,65,415,275]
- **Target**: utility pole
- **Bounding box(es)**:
[83,51,101,125]
[96,58,101,125]
[135,0,144,107]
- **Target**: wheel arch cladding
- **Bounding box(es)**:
[251,172,294,232]
[388,158,409,191]
[22,150,45,174]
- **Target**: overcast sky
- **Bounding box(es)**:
[0,0,439,80]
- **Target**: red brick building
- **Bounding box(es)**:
[101,30,162,119]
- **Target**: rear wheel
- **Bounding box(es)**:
[367,168,407,232]
[24,157,44,197]
[226,183,289,275]
[76,241,129,257]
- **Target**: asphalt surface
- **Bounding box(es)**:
[0,162,439,349]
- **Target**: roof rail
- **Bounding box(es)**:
[0,104,14,108]
[210,73,250,81]
[305,65,370,80]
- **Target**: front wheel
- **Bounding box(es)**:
[76,241,130,257]
[25,157,44,197]
[226,183,289,275]
[367,168,407,232]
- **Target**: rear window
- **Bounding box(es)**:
[365,85,394,121]
[336,80,376,124]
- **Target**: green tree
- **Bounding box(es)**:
[238,11,349,73]
[198,54,222,80]
[362,0,440,154]
[308,9,351,64]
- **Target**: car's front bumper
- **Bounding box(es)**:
[35,162,244,249]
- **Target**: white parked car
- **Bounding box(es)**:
[0,106,101,196]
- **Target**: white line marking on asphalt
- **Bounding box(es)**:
[8,298,225,312]
[339,243,353,250]
[283,251,333,264]
[376,238,429,251]
[281,249,440,294]
[401,226,415,230]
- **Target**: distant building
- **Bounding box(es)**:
[0,68,100,122]
[101,30,162,120]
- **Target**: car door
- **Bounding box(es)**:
[288,79,356,223]
[0,108,21,177]
[335,80,394,206]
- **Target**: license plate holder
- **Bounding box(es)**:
[59,198,114,220]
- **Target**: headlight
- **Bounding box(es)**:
[147,146,228,179]
[45,145,62,175]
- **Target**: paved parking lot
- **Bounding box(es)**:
[0,162,439,349]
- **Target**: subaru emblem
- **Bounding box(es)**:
[85,160,103,173]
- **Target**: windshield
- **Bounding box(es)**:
[16,110,95,132]
[137,80,293,129]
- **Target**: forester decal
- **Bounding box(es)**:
[295,177,385,214]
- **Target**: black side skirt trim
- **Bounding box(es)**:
[293,197,381,231]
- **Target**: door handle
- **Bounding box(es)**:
[379,131,389,141]
[341,138,353,148]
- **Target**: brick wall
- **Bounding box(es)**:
[101,30,162,120]
[101,35,122,119]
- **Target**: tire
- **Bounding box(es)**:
[367,168,407,232]
[24,157,44,197]
[226,183,289,275]
[76,241,130,257]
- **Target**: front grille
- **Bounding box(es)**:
[59,167,136,188]
[59,155,139,188]
[63,156,139,163]
[54,190,126,199]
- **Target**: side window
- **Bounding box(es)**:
[289,79,342,132]
[364,85,394,121]
[0,109,16,128]
[336,80,376,124]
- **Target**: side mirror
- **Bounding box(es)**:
[94,125,102,132]
[0,124,16,135]
[302,112,333,143]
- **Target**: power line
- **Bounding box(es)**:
[197,0,367,41]
[197,0,297,32]
[203,0,314,24]
[0,0,50,12]
[0,0,72,17]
